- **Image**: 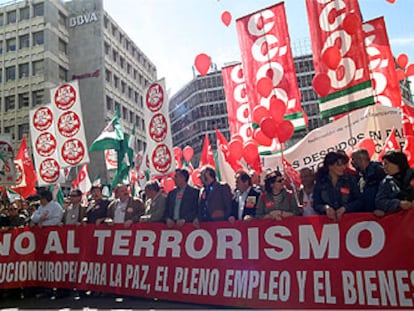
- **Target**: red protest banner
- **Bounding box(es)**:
[1,211,414,309]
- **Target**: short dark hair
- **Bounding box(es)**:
[175,168,190,182]
[235,170,251,185]
[70,189,82,197]
[201,165,216,180]
[90,184,103,192]
[38,189,53,202]
[145,180,160,192]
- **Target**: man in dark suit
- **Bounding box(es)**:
[165,169,199,228]
[229,170,261,223]
[195,165,232,224]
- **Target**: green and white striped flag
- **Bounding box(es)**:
[319,80,375,119]
[89,109,124,151]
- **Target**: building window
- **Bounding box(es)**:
[32,60,44,76]
[32,90,44,106]
[6,38,16,52]
[106,96,113,111]
[105,69,111,82]
[0,14,3,26]
[33,3,44,17]
[19,63,29,78]
[128,87,133,99]
[104,16,109,29]
[122,107,127,119]
[20,7,30,20]
[59,66,67,81]
[0,41,3,54]
[114,75,119,88]
[104,42,110,55]
[0,69,2,83]
[18,124,29,140]
[112,50,118,62]
[7,10,16,24]
[58,11,66,27]
[4,126,15,140]
[58,38,67,54]
[5,96,15,111]
[129,111,134,122]
[18,93,29,108]
[121,81,126,93]
[33,31,44,46]
[6,66,15,81]
[19,34,30,49]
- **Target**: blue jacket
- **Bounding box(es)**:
[375,168,414,212]
[358,161,386,212]
[313,173,363,214]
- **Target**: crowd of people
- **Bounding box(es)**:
[1,149,414,231]
[0,148,413,300]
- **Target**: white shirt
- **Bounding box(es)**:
[237,187,251,220]
[31,201,63,226]
[113,200,128,223]
[302,191,317,216]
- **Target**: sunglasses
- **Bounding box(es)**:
[275,178,285,183]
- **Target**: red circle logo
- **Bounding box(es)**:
[33,107,53,131]
[151,144,172,174]
[39,158,60,183]
[54,84,77,110]
[146,83,164,112]
[35,132,57,157]
[14,162,24,185]
[149,113,168,142]
[105,149,118,167]
[58,111,81,137]
[61,138,85,166]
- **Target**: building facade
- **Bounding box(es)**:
[0,0,156,183]
[169,55,413,165]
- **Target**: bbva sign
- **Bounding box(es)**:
[69,12,98,27]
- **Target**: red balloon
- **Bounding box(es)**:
[312,73,331,97]
[231,134,243,143]
[397,53,409,69]
[403,135,414,167]
[396,69,406,81]
[253,128,272,146]
[252,105,270,124]
[229,139,243,161]
[257,77,273,97]
[173,146,182,160]
[173,146,183,168]
[343,13,360,35]
[221,11,232,26]
[405,64,414,77]
[182,146,194,163]
[194,53,211,76]
[164,177,175,193]
[321,46,341,70]
[269,97,286,122]
[260,117,277,139]
[357,138,376,159]
[243,140,259,164]
[276,120,294,143]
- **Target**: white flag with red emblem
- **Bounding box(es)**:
[72,164,91,195]
[378,128,401,160]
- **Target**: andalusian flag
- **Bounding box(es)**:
[89,109,124,151]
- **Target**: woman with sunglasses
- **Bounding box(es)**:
[256,170,301,220]
[313,151,362,221]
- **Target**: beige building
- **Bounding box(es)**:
[0,0,157,183]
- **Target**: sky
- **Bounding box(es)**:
[102,0,414,94]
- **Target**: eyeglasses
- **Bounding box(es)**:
[275,178,285,183]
